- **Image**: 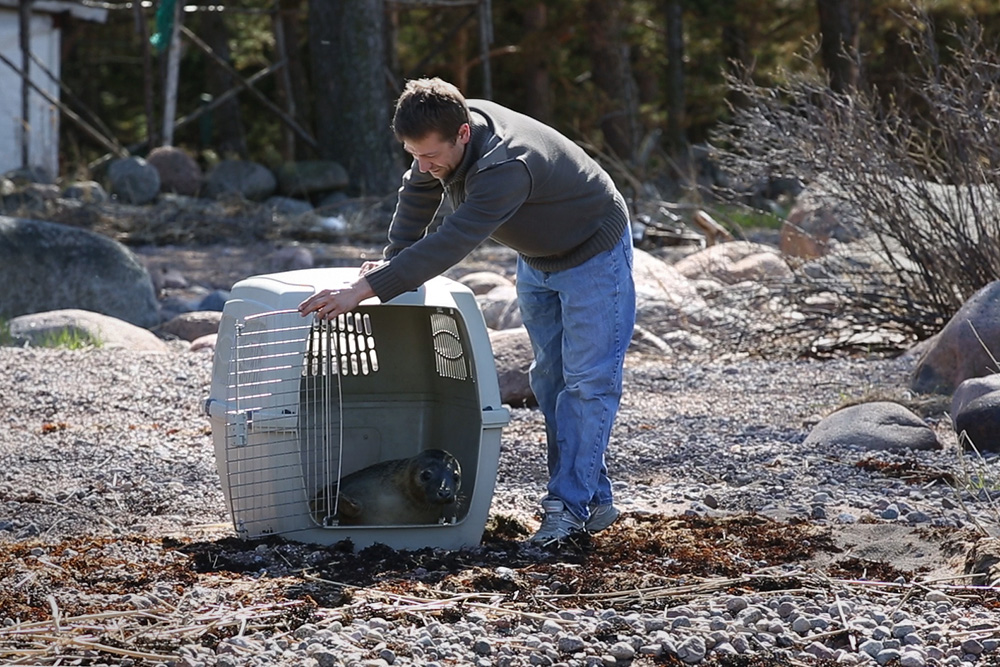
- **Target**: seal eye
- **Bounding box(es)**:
[420,469,433,482]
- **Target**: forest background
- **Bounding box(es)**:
[56,0,995,196]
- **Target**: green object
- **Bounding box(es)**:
[150,0,176,54]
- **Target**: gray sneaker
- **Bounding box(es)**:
[585,503,620,533]
[529,498,585,544]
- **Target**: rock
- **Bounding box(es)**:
[803,401,940,451]
[189,334,219,352]
[23,183,60,201]
[191,333,217,352]
[676,636,706,664]
[159,291,210,319]
[488,326,534,406]
[477,285,522,330]
[609,641,636,661]
[156,311,222,342]
[953,389,1000,452]
[633,248,708,335]
[198,290,231,312]
[0,217,160,328]
[108,156,161,205]
[674,241,788,284]
[62,180,109,203]
[458,271,514,295]
[150,265,190,291]
[7,309,168,351]
[203,159,277,201]
[951,374,1000,415]
[265,196,314,217]
[275,160,350,197]
[146,146,204,196]
[266,245,314,272]
[780,181,865,259]
[911,280,1000,395]
[728,251,794,282]
[4,166,53,185]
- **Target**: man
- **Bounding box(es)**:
[299,77,635,544]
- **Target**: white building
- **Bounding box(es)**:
[0,1,107,178]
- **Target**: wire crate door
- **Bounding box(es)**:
[222,311,355,536]
[299,311,381,526]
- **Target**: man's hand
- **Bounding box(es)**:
[359,259,385,276]
[298,277,376,320]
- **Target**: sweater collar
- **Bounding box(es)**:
[443,113,490,188]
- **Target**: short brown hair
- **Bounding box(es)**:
[391,78,471,143]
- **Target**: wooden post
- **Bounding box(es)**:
[162,0,183,146]
[19,0,32,167]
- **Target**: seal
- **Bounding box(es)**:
[311,448,462,526]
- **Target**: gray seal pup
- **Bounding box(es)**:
[311,448,462,526]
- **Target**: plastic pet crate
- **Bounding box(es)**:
[205,267,510,551]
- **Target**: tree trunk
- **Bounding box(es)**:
[521,3,551,124]
[664,0,685,152]
[132,1,158,147]
[198,9,247,158]
[308,0,399,196]
[585,0,638,163]
[817,0,859,93]
[720,3,751,110]
[274,0,312,160]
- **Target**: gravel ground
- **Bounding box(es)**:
[3,340,1000,666]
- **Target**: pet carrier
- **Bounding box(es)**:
[205,267,510,551]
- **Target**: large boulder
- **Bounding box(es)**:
[952,389,1000,453]
[803,401,941,452]
[275,160,350,197]
[633,248,710,333]
[7,309,168,351]
[911,281,1000,395]
[203,159,277,201]
[146,146,203,196]
[477,284,522,330]
[458,271,513,295]
[489,326,534,406]
[0,217,160,328]
[674,241,791,284]
[951,374,1000,417]
[108,156,161,205]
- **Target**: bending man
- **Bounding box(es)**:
[299,78,635,544]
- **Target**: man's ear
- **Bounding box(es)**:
[457,123,471,145]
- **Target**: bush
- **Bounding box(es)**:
[711,11,1000,333]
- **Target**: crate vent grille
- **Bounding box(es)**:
[431,312,468,380]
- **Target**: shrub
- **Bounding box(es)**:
[710,11,1000,338]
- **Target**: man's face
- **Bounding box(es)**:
[402,123,470,181]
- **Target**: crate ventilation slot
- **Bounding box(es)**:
[431,312,468,380]
[306,312,378,377]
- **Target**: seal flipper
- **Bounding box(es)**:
[336,494,364,520]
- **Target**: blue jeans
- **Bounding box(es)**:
[516,226,636,522]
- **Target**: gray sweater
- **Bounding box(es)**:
[364,99,630,302]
